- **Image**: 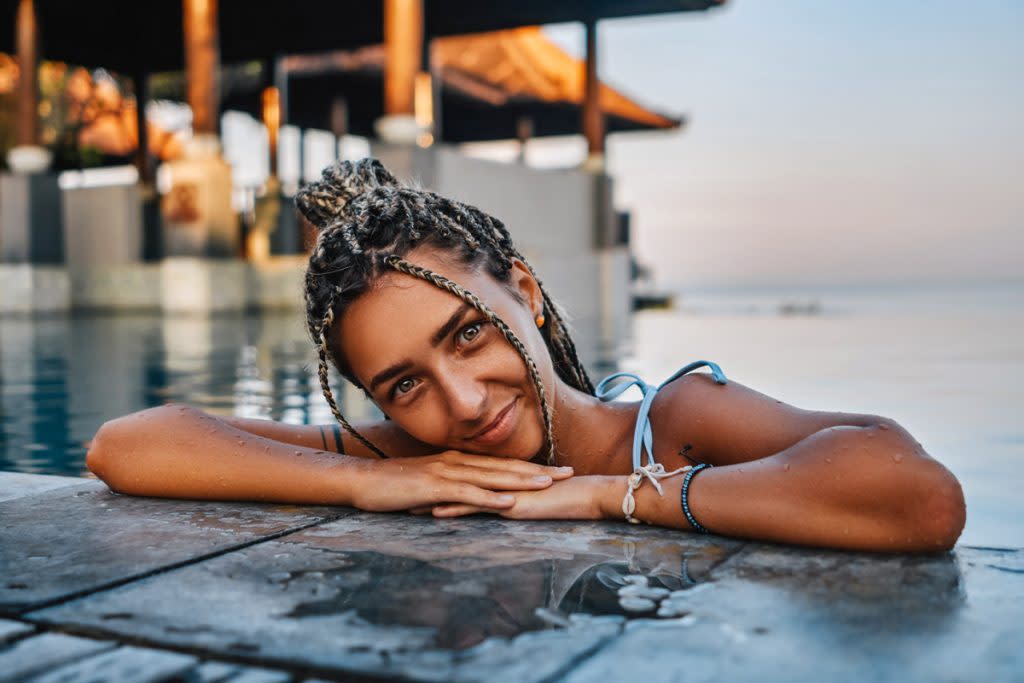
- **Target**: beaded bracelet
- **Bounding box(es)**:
[680,463,713,534]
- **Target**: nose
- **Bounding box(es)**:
[438,368,487,425]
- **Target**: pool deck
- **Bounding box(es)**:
[1,472,1020,682]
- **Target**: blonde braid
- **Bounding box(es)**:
[384,255,557,464]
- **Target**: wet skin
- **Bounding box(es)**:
[85,246,967,552]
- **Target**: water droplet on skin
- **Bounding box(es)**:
[314,451,326,456]
[843,528,849,535]
[783,464,791,472]
[237,440,245,446]
[879,423,890,431]
[294,450,302,456]
[825,458,832,464]
[892,452,904,463]
[867,432,875,438]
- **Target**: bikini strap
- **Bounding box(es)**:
[594,360,727,471]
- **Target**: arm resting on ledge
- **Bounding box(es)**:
[621,420,966,552]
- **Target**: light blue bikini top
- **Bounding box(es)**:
[594,360,728,472]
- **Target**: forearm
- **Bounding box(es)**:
[221,415,342,452]
[86,405,370,505]
[616,422,965,552]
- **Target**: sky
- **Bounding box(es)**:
[475,1,1023,289]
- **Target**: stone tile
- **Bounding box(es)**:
[0,618,33,644]
[0,265,70,315]
[213,666,292,683]
[9,484,1021,682]
[29,514,737,681]
[248,257,305,311]
[24,644,196,683]
[174,660,294,683]
[0,633,115,681]
[0,481,349,612]
[0,472,89,503]
[161,258,247,315]
[561,544,1024,683]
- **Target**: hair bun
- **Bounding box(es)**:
[295,158,399,229]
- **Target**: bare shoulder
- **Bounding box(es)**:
[649,371,886,465]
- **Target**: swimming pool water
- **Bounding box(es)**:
[1,294,1021,547]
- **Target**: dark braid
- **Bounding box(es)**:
[298,158,594,463]
[314,289,389,459]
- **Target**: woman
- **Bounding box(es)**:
[86,159,965,553]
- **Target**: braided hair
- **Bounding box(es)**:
[297,158,594,464]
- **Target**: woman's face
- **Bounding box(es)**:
[338,247,551,459]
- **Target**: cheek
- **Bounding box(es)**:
[388,402,451,446]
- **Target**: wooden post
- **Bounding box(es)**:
[582,19,605,166]
[384,0,422,117]
[414,71,434,147]
[330,96,348,139]
[262,87,281,176]
[377,0,424,143]
[516,116,533,163]
[133,70,152,185]
[183,0,220,136]
[15,0,38,147]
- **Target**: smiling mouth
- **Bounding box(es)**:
[469,398,518,446]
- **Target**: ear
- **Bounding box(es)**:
[508,258,544,317]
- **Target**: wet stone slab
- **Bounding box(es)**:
[3,474,1022,682]
[30,515,738,681]
[0,472,90,503]
[0,631,297,683]
[0,477,349,613]
[28,510,1024,682]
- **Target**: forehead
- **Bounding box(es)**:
[336,250,506,381]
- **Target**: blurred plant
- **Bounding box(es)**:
[0,54,136,170]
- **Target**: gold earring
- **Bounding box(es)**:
[535,314,545,328]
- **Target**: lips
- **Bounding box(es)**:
[469,398,518,446]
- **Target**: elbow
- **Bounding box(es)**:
[861,421,965,551]
[86,404,190,492]
[909,464,966,552]
[86,418,123,490]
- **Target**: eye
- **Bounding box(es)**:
[392,377,418,398]
[458,322,484,344]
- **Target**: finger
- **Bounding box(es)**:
[441,465,557,491]
[448,452,573,478]
[432,504,489,518]
[443,484,516,509]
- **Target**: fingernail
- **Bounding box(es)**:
[533,475,552,484]
[499,494,515,504]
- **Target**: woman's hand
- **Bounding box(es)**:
[428,475,622,520]
[348,450,574,513]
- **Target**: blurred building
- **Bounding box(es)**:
[0,0,725,363]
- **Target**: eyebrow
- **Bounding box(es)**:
[367,303,473,393]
